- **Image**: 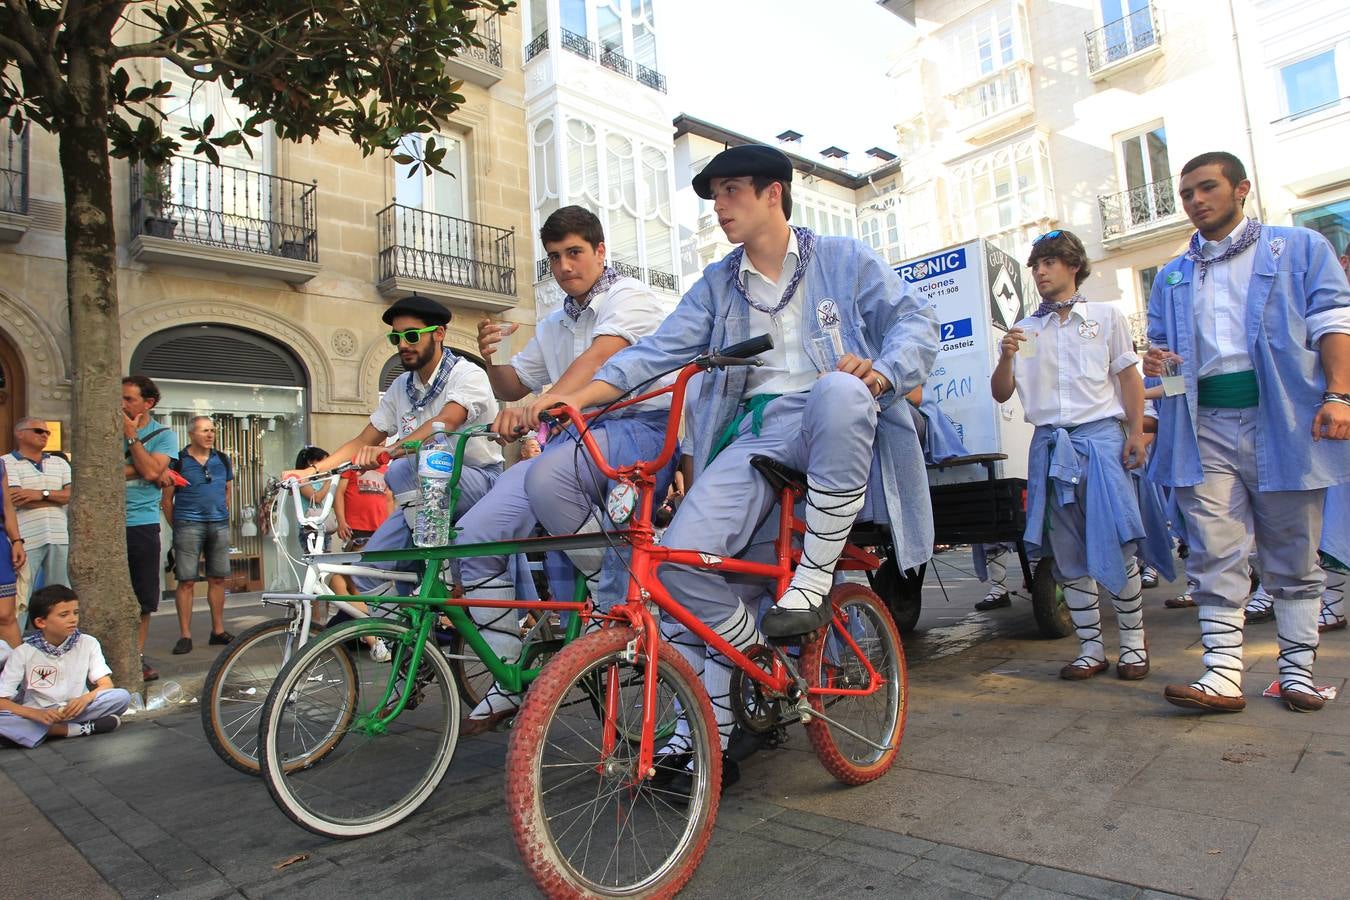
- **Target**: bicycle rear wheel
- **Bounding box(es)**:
[506,628,719,899]
[259,619,461,838]
[800,582,907,785]
[201,618,303,775]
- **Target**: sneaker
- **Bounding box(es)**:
[1140,567,1159,589]
[141,659,159,682]
[1244,592,1275,624]
[368,639,392,663]
[171,637,192,655]
[90,715,121,735]
[208,631,235,646]
[1164,593,1196,609]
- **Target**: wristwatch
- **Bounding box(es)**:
[41,489,50,500]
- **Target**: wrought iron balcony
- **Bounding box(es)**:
[1086,5,1159,75]
[131,158,318,262]
[462,6,503,68]
[536,257,551,282]
[561,28,595,61]
[534,257,677,292]
[378,203,516,299]
[0,126,29,217]
[648,267,677,292]
[525,31,548,62]
[600,46,633,78]
[1098,176,1179,239]
[636,63,667,93]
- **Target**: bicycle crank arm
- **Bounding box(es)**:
[794,698,895,753]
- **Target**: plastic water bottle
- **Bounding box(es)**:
[415,422,455,547]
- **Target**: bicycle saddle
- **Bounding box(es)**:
[749,455,807,495]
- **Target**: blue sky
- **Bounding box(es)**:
[663,0,915,164]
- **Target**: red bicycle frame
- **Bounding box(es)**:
[545,360,889,779]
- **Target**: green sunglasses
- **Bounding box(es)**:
[386,325,440,346]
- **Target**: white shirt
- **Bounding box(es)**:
[1013,301,1140,429]
[742,230,819,397]
[5,452,71,547]
[371,352,504,468]
[0,635,111,709]
[512,276,672,413]
[1194,217,1259,379]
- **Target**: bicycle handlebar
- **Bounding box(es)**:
[539,333,774,482]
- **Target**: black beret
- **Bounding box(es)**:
[692,144,794,200]
[382,294,451,327]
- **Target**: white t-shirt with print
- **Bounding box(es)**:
[0,635,112,709]
[371,352,504,469]
[5,452,72,547]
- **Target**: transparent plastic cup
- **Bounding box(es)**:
[1018,330,1039,359]
[807,328,845,374]
[1162,358,1185,397]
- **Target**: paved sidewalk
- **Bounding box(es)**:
[1,561,1347,899]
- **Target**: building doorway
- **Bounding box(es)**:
[0,331,24,454]
[131,325,310,593]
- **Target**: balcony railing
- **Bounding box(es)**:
[0,126,29,216]
[378,204,515,298]
[1098,176,1178,239]
[952,64,1031,134]
[600,46,633,78]
[131,158,317,261]
[1086,5,1159,74]
[525,31,548,62]
[561,28,595,61]
[533,258,677,292]
[462,7,503,67]
[636,63,667,93]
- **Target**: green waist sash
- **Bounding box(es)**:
[707,393,781,465]
[1197,370,1259,409]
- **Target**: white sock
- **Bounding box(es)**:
[1192,607,1245,697]
[703,603,762,751]
[776,480,866,612]
[67,721,93,738]
[1112,559,1147,666]
[394,489,420,529]
[465,580,524,719]
[563,509,608,608]
[986,548,1009,596]
[469,680,522,720]
[1063,577,1105,666]
[1277,597,1321,696]
[660,618,705,756]
[1321,565,1346,625]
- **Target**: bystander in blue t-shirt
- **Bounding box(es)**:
[169,448,233,522]
[124,419,178,527]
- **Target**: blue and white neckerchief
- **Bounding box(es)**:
[25,629,80,658]
[563,265,623,321]
[1185,218,1262,286]
[727,226,818,316]
[1032,291,1086,318]
[405,350,458,414]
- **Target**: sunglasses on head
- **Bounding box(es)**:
[386,325,439,346]
[1032,230,1063,244]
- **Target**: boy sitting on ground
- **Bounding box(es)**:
[0,584,131,748]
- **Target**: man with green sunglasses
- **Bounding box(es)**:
[281,294,503,592]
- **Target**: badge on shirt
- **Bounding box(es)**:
[1166,271,1181,285]
[399,413,417,438]
[1078,320,1100,340]
[1269,237,1285,260]
[815,298,841,329]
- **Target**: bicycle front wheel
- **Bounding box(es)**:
[259,619,461,838]
[201,618,302,775]
[506,628,719,899]
[800,582,908,785]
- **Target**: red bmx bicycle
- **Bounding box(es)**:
[504,336,909,898]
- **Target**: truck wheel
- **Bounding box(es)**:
[874,559,924,634]
[1030,559,1073,638]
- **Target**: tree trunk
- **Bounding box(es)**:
[59,49,142,692]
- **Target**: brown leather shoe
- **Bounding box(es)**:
[1116,659,1150,680]
[460,708,515,737]
[1280,688,1325,712]
[1163,683,1246,712]
[1059,660,1108,680]
[1319,617,1347,634]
